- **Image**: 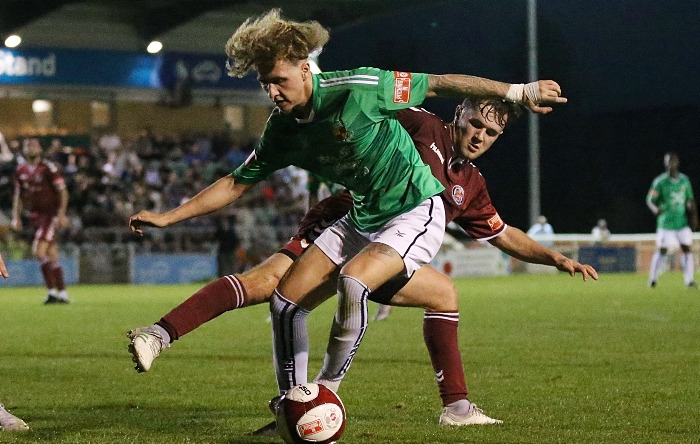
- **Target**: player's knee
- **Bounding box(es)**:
[680,245,691,254]
[658,248,668,255]
[428,280,459,312]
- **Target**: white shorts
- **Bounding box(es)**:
[656,227,693,249]
[315,196,445,277]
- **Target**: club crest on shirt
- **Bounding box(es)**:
[488,214,504,231]
[332,121,352,142]
[451,185,465,205]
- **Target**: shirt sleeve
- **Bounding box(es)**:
[685,177,695,200]
[377,70,429,113]
[231,117,290,184]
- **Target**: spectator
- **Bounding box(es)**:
[527,215,554,247]
[591,218,611,244]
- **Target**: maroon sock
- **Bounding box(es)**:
[423,311,468,406]
[40,259,54,290]
[157,275,250,342]
[51,262,66,291]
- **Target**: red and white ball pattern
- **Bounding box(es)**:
[276,383,346,444]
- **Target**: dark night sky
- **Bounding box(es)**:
[319,0,700,233]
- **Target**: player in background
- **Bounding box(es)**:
[0,251,30,432]
[128,97,594,426]
[646,152,698,288]
[11,138,70,304]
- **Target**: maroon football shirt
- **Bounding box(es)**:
[14,160,66,215]
[397,107,506,241]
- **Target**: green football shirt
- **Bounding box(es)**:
[232,67,445,232]
[647,172,695,230]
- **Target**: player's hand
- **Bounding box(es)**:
[10,217,21,231]
[555,257,598,282]
[525,80,567,114]
[129,211,168,235]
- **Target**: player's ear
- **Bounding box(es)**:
[301,61,310,80]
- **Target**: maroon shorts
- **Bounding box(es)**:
[279,190,353,260]
[277,190,412,303]
[29,212,59,245]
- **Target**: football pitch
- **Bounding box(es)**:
[1,272,698,443]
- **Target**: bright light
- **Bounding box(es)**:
[32,100,53,113]
[147,40,163,54]
[4,35,21,48]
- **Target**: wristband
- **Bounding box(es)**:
[505,83,524,103]
[524,82,541,103]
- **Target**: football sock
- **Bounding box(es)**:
[271,290,310,393]
[51,262,66,291]
[315,275,369,387]
[682,252,695,285]
[152,324,171,345]
[649,251,664,284]
[423,311,468,406]
[157,275,249,342]
[40,258,54,290]
[446,399,473,415]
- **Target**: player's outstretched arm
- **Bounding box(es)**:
[129,176,252,235]
[0,252,8,278]
[426,75,566,114]
[489,226,598,281]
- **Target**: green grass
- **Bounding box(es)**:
[1,272,699,443]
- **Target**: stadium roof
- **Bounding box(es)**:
[0,0,448,54]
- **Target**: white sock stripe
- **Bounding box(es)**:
[424,312,459,322]
[224,275,244,308]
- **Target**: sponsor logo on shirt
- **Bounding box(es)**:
[393,71,412,103]
[430,142,445,164]
[487,214,504,231]
[451,185,465,205]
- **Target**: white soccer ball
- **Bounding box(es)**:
[276,383,346,444]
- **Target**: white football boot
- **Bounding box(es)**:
[0,403,29,431]
[127,326,169,372]
[439,403,503,426]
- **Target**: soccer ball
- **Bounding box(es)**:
[276,383,346,444]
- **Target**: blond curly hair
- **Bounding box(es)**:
[225,9,330,78]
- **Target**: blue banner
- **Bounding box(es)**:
[0,258,79,287]
[131,254,216,284]
[578,246,637,273]
[0,47,259,90]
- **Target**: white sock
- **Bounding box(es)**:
[446,399,472,415]
[682,252,695,285]
[649,251,665,283]
[152,324,171,345]
[315,275,369,386]
[271,290,310,394]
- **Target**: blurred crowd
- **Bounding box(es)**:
[0,129,313,268]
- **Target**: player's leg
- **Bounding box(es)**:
[271,245,339,393]
[33,236,61,304]
[127,252,294,372]
[393,267,501,425]
[46,242,68,302]
[316,196,445,391]
[678,227,696,287]
[648,229,668,287]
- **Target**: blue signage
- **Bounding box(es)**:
[131,254,216,284]
[0,47,259,90]
[0,258,79,287]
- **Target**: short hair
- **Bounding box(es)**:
[460,97,523,128]
[225,9,330,78]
